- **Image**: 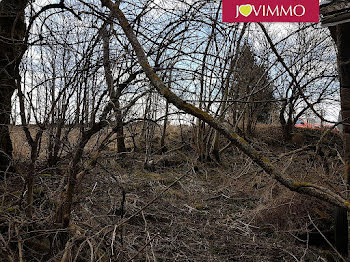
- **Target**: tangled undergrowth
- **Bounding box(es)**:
[0,125,345,261]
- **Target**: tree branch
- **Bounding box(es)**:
[101,0,350,211]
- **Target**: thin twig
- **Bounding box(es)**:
[125,233,158,262]
[308,214,347,262]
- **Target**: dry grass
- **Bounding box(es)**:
[0,124,345,261]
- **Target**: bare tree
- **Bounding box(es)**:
[258,23,338,140]
[0,0,28,175]
[100,1,350,215]
[1,1,347,260]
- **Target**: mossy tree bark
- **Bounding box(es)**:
[0,0,28,175]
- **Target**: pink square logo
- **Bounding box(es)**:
[223,0,319,23]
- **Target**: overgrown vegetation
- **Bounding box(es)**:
[0,0,348,261]
[0,124,345,261]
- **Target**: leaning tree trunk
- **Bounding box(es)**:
[0,0,27,175]
[329,23,350,258]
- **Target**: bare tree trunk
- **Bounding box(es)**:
[160,68,174,153]
[47,60,56,165]
[160,99,169,152]
[0,87,14,173]
[196,7,218,161]
[55,118,109,227]
[0,0,28,175]
[246,108,253,136]
[115,100,126,153]
[330,23,350,259]
[102,25,126,153]
[90,76,97,126]
[210,23,247,161]
[279,100,294,141]
[75,83,81,125]
[26,131,42,218]
[18,79,43,218]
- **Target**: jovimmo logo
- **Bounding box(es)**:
[223,0,319,22]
